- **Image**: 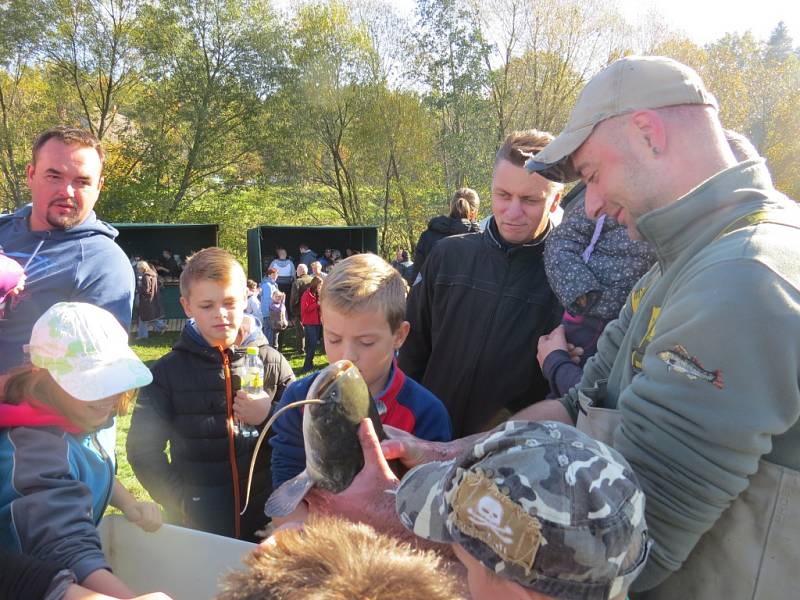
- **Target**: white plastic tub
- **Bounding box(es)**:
[98,515,256,600]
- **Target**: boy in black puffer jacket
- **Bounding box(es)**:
[127,248,294,542]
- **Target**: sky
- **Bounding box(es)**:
[616,0,798,45]
[386,0,798,46]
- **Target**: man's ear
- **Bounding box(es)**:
[630,110,666,156]
[98,175,105,191]
[26,163,35,185]
[549,191,562,213]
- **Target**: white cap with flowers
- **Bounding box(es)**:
[25,301,152,401]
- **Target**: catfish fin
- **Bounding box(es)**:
[265,470,315,518]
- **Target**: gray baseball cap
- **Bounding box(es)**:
[526,55,718,183]
[395,421,650,600]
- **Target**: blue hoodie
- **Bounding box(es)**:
[0,205,134,372]
[0,402,115,583]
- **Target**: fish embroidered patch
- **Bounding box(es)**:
[658,345,724,389]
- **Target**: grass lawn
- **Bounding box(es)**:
[117,328,328,507]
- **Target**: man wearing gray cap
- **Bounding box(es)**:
[523,54,800,598]
[309,56,800,600]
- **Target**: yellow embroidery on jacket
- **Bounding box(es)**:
[630,286,648,314]
[631,306,661,370]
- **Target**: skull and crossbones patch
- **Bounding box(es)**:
[452,471,542,573]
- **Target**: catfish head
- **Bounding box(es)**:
[304,358,383,434]
[244,360,396,519]
[261,360,387,518]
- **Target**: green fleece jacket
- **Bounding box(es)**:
[562,159,800,591]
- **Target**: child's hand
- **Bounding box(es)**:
[10,273,26,297]
[111,479,162,532]
[234,388,272,426]
[537,325,569,368]
[566,343,584,364]
[123,500,163,532]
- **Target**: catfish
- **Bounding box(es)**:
[240,359,404,519]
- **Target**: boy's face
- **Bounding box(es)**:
[181,276,246,348]
[452,544,545,600]
[321,304,409,397]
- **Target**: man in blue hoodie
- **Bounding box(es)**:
[0,126,134,374]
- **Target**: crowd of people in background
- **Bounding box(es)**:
[127,249,187,339]
[121,242,367,358]
[251,245,358,360]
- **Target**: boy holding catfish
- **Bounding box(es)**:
[269,253,452,525]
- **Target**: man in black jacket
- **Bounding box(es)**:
[399,130,563,437]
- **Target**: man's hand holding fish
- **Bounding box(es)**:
[381,425,467,468]
[305,419,407,536]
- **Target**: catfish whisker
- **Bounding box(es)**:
[240,398,326,516]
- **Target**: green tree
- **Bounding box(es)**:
[0,0,49,210]
[128,0,283,213]
[41,0,143,141]
[413,0,493,190]
[347,0,440,253]
[275,1,380,225]
[767,21,793,63]
[360,88,439,254]
[664,32,800,200]
[475,0,632,142]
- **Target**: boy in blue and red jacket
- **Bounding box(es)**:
[270,254,452,524]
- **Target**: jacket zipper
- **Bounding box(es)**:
[219,347,242,539]
[463,248,512,420]
[91,432,115,522]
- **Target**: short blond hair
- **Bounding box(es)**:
[215,517,462,600]
[3,367,134,428]
[179,247,246,298]
[495,129,563,194]
[495,129,554,169]
[319,253,406,332]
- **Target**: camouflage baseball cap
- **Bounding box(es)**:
[395,421,650,600]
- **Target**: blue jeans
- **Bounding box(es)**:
[137,319,165,339]
[303,324,322,372]
[263,319,274,346]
